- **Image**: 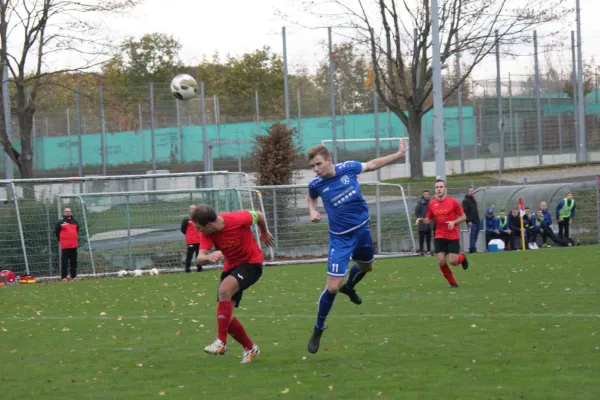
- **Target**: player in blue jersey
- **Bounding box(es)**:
[306,139,407,354]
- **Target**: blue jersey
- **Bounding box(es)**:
[308,161,370,235]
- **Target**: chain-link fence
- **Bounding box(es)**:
[3,74,600,181]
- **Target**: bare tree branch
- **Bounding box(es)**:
[284,0,572,177]
[0,0,143,178]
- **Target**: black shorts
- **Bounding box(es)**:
[434,238,460,255]
[217,263,263,308]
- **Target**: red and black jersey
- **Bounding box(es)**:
[55,217,79,249]
[181,217,202,245]
[199,211,263,272]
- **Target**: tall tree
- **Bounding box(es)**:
[196,47,285,122]
[104,32,184,86]
[290,0,570,178]
[314,42,372,114]
[0,0,143,179]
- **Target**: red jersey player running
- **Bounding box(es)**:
[192,205,275,363]
[416,179,469,287]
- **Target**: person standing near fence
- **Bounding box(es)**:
[508,208,522,250]
[462,187,481,253]
[55,208,79,281]
[414,190,432,256]
[181,204,203,273]
[555,192,576,241]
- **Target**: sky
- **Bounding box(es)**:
[8,0,600,85]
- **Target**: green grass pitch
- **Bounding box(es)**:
[1,247,599,399]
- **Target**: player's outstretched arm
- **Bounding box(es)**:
[363,138,407,173]
[255,211,276,247]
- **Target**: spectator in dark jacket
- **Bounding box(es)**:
[462,187,481,253]
[414,190,432,255]
[539,201,553,247]
[55,208,79,281]
[530,209,569,248]
[507,208,523,250]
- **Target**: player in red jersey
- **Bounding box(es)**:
[192,204,275,363]
[416,179,469,287]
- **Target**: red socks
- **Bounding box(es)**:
[228,317,254,350]
[217,300,233,344]
[217,301,254,350]
[457,254,465,264]
[439,264,457,285]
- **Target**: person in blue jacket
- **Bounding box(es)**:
[555,192,576,241]
[530,209,569,248]
[539,201,553,247]
[485,208,501,250]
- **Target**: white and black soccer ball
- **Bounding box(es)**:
[170,74,198,101]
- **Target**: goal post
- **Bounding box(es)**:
[321,137,410,177]
[55,187,270,278]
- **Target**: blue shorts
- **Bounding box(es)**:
[327,225,374,277]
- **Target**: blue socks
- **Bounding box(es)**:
[346,264,366,289]
[315,289,337,330]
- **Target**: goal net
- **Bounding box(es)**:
[249,182,416,266]
[57,188,261,277]
[0,171,251,278]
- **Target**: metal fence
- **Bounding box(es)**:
[0,172,250,276]
[2,174,598,279]
[0,178,417,278]
[3,72,600,179]
[404,179,600,252]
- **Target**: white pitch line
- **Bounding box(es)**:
[1,312,599,321]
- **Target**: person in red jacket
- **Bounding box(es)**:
[55,208,79,281]
[181,204,203,273]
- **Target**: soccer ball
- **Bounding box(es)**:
[133,269,143,277]
[150,268,160,276]
[170,74,198,101]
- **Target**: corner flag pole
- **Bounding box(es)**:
[518,197,526,251]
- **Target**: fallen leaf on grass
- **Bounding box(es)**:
[281,388,289,394]
[328,385,334,391]
[159,391,166,396]
[99,312,107,316]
